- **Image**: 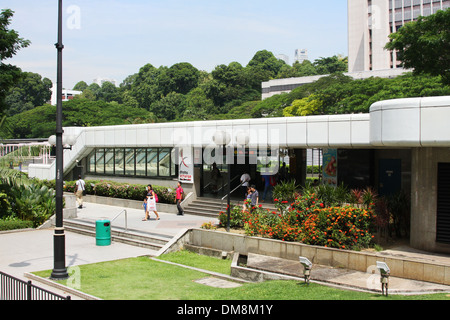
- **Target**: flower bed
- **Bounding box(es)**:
[218,192,376,250]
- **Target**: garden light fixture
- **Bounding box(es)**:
[376,261,390,296]
[299,256,312,285]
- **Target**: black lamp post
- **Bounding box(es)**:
[50,0,69,280]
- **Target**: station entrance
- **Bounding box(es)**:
[197,147,307,201]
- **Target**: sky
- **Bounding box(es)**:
[2,0,348,90]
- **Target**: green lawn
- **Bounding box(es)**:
[33,250,450,300]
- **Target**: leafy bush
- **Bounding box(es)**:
[9,184,56,227]
[0,218,34,231]
[218,203,248,229]
[272,180,299,203]
[55,179,176,204]
[221,190,376,250]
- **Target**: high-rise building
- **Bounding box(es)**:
[348,0,450,73]
[276,54,290,65]
[93,77,117,87]
[294,49,308,64]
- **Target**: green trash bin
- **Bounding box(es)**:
[96,219,111,246]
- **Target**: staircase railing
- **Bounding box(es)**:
[111,209,128,231]
[220,179,244,212]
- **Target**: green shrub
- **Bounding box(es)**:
[0,218,34,231]
[218,203,248,229]
[226,190,377,250]
[58,179,175,204]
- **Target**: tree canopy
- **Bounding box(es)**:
[0,9,30,125]
[385,8,450,85]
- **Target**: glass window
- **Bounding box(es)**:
[115,148,124,175]
[105,148,115,175]
[87,147,177,178]
[95,149,105,174]
[88,150,96,173]
[170,149,177,177]
[136,148,147,176]
[125,148,135,176]
[158,148,171,177]
[147,148,158,176]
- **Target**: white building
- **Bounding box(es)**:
[276,54,289,65]
[50,87,82,105]
[28,96,450,254]
[261,68,406,99]
[294,49,308,64]
[348,0,450,73]
[93,77,117,87]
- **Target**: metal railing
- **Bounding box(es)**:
[221,180,244,211]
[111,209,128,231]
[0,271,71,300]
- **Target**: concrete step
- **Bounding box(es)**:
[183,197,278,219]
[64,219,171,251]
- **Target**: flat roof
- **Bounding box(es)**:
[28,96,450,180]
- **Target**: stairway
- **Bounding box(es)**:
[183,197,277,218]
[64,219,171,251]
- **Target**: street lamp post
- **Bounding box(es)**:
[50,0,69,280]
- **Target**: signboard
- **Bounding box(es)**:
[178,147,194,183]
[322,148,337,186]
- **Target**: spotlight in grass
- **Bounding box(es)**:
[376,261,390,296]
[299,256,312,285]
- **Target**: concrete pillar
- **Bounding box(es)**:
[411,147,450,254]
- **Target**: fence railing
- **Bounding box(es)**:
[0,271,71,300]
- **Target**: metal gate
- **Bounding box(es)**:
[0,271,71,300]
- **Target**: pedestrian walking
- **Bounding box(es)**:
[75,175,85,209]
[175,181,184,216]
[143,184,160,221]
[240,172,251,197]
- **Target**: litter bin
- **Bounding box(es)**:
[96,219,111,246]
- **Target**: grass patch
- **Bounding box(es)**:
[33,251,450,300]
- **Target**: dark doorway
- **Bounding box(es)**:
[437,163,450,244]
[378,159,402,196]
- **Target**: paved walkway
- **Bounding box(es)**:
[0,202,219,299]
[1,201,450,299]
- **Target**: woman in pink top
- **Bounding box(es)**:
[175,181,184,216]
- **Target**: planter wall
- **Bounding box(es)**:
[187,228,450,286]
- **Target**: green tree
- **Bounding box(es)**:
[97,81,119,102]
[246,50,287,91]
[283,95,323,117]
[385,8,450,85]
[182,87,214,120]
[5,71,52,116]
[149,92,186,121]
[313,55,348,75]
[160,62,200,95]
[0,9,30,119]
[7,99,156,139]
[128,63,166,110]
[73,81,88,91]
[206,62,259,111]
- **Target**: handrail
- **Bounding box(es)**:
[221,182,244,201]
[220,178,244,212]
[111,209,128,231]
[218,174,240,194]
